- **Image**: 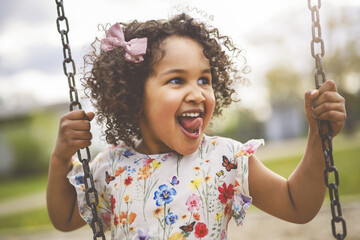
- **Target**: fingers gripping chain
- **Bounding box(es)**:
[308,1,347,239]
[55,0,106,239]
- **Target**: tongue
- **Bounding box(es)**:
[178,117,203,133]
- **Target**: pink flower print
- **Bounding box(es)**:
[220,229,226,240]
[243,143,256,156]
[186,194,201,212]
[101,212,111,225]
[144,158,155,165]
[111,195,116,214]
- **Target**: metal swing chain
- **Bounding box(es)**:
[307,0,347,239]
[55,1,106,239]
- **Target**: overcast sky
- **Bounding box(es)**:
[0,0,359,117]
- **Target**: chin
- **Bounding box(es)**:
[176,140,202,156]
[178,149,196,156]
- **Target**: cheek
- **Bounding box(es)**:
[206,91,216,114]
[146,94,179,123]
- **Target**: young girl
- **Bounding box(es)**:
[47,13,346,239]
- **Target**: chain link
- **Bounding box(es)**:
[54,1,106,239]
[308,1,347,239]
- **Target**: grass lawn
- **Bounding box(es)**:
[0,207,51,231]
[0,174,48,202]
[264,146,360,196]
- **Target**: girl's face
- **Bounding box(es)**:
[138,35,215,155]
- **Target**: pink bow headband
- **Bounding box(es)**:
[100,23,147,63]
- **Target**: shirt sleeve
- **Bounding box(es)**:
[232,139,264,225]
[67,151,112,231]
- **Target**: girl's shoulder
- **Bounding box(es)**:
[202,134,264,156]
[100,141,131,155]
[202,134,238,146]
[91,141,137,164]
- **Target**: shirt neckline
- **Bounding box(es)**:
[129,135,208,159]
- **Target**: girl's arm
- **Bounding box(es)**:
[47,110,94,231]
[249,80,346,223]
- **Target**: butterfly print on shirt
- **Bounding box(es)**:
[222,155,237,172]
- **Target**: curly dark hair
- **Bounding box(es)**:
[82,13,246,147]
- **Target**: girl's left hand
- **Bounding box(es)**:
[304,79,346,137]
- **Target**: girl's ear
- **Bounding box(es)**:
[138,104,144,117]
[138,92,146,117]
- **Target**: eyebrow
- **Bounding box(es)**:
[161,68,211,76]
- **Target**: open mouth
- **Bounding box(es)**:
[177,112,203,138]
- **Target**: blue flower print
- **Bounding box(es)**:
[170,176,179,186]
[126,166,136,174]
[240,194,252,209]
[136,228,151,240]
[233,194,252,225]
[123,148,134,158]
[75,174,84,185]
[165,212,178,225]
[233,203,240,211]
[153,184,177,206]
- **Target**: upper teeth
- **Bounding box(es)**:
[181,112,200,118]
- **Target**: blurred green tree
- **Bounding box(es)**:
[266,66,305,106]
[324,8,360,132]
[2,111,58,177]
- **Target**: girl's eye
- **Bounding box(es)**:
[198,77,210,85]
[168,78,183,85]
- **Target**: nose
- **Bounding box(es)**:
[185,85,205,104]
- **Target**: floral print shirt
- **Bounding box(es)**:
[67,135,264,240]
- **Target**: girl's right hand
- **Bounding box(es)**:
[52,110,95,165]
